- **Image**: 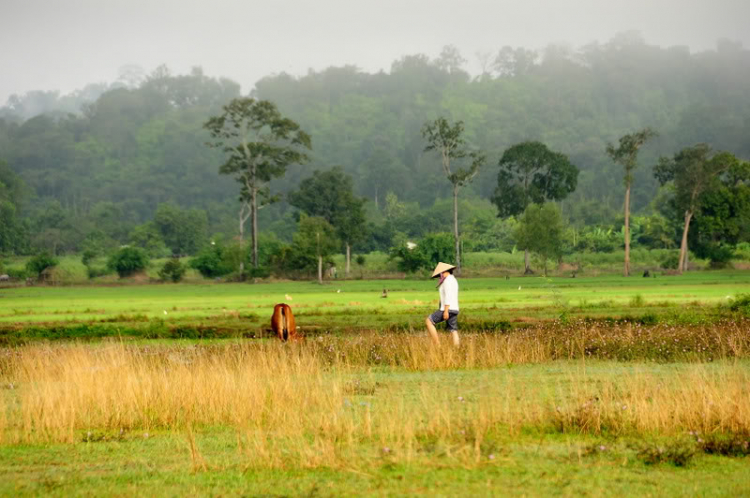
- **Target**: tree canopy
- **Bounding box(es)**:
[204,97,311,274]
[492,141,579,216]
[288,166,367,275]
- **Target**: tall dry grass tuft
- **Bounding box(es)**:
[1,334,749,468]
[3,342,343,444]
[308,320,750,368]
[547,364,750,436]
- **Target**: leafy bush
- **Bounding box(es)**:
[636,440,695,467]
[81,248,98,266]
[158,258,186,282]
[389,232,454,273]
[692,236,735,268]
[735,242,750,261]
[704,244,735,269]
[5,267,30,280]
[189,244,234,278]
[660,251,680,270]
[697,433,750,456]
[729,294,750,316]
[86,265,111,279]
[576,226,620,253]
[26,252,59,277]
[390,239,429,273]
[248,266,271,279]
[107,247,149,278]
[470,217,517,252]
[128,222,171,258]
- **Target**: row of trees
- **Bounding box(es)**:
[203,94,748,281]
[202,97,573,279]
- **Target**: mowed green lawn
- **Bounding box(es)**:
[1,271,748,329]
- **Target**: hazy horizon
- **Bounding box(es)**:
[1,0,748,104]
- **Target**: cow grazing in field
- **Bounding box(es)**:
[271,303,296,341]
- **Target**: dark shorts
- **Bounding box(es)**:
[429,310,459,331]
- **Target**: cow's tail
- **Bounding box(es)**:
[281,306,289,341]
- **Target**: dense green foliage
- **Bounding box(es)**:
[288,166,367,264]
[25,252,58,277]
[492,141,578,217]
[287,215,340,277]
[514,203,565,275]
[107,246,149,278]
[1,37,749,277]
[0,160,29,255]
[189,243,235,279]
[656,146,750,267]
[158,258,187,283]
[389,232,455,273]
[153,203,207,256]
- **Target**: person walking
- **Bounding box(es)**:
[426,262,460,346]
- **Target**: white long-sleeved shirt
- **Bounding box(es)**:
[438,274,459,311]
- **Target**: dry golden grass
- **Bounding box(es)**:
[312,321,750,367]
[1,333,749,470]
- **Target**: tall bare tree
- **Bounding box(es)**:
[606,128,657,277]
[422,118,485,274]
[205,98,310,277]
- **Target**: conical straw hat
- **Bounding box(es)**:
[431,262,456,278]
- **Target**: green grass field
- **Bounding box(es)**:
[1,271,748,332]
[1,272,749,496]
[2,422,749,496]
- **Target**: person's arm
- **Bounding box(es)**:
[443,304,450,320]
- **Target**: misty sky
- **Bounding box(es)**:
[1,0,749,103]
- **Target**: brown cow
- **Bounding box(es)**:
[271,303,296,341]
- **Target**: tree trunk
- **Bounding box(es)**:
[678,210,692,275]
[317,255,323,284]
[624,183,631,277]
[524,248,532,274]
[345,242,351,278]
[251,185,258,269]
[238,208,244,278]
[453,184,460,275]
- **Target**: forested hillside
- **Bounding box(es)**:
[1,34,749,265]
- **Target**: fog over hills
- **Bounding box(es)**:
[1,0,748,103]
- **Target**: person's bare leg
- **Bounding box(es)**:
[426,317,440,345]
[450,330,460,347]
